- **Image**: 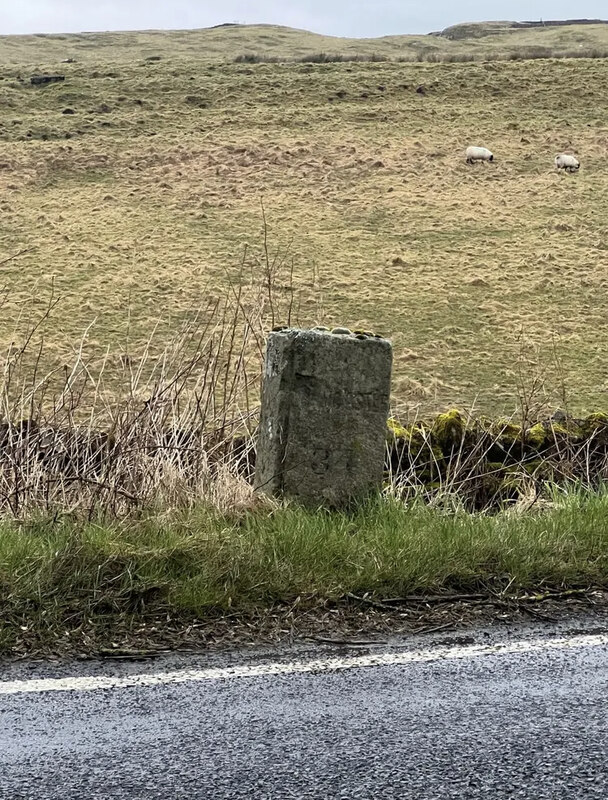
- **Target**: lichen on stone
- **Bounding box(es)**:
[383,407,608,511]
[489,419,522,444]
[581,412,608,435]
[525,423,547,449]
[387,417,408,439]
[431,409,466,453]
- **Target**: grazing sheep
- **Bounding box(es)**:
[466,146,494,164]
[555,153,580,173]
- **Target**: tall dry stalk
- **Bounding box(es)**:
[0,250,297,519]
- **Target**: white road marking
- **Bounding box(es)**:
[1,632,607,696]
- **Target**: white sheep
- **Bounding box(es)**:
[465,146,494,164]
[555,153,580,173]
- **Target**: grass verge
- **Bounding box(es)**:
[1,490,607,656]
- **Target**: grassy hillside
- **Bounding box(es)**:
[2,20,608,65]
[1,26,608,415]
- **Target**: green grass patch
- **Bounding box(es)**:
[1,492,607,654]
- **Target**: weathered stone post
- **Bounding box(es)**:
[254,327,392,508]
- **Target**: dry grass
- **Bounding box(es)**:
[3,21,608,64]
[1,39,608,415]
[0,277,276,518]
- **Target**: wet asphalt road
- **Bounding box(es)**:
[2,617,608,800]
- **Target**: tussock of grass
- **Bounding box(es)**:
[2,492,607,653]
[235,47,608,65]
[235,52,390,64]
